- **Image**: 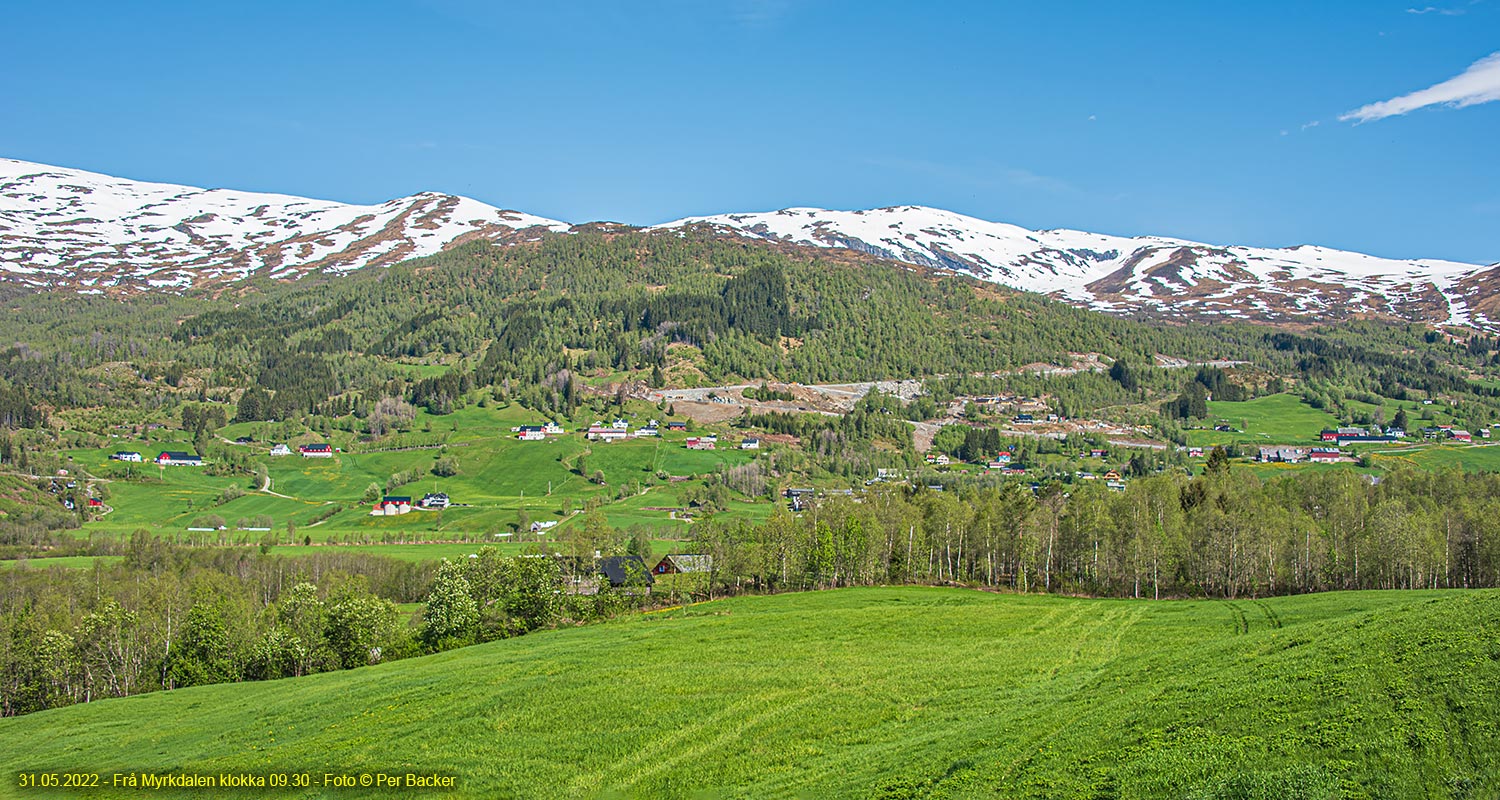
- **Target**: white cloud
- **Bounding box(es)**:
[1405,5,1466,14]
[1341,51,1500,122]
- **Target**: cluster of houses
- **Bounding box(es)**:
[1419,424,1483,442]
[1318,426,1401,446]
[585,419,661,442]
[1254,421,1488,464]
[370,492,453,515]
[513,421,567,441]
[1258,445,1347,464]
[566,552,714,593]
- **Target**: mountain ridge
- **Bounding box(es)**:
[4,157,1497,328]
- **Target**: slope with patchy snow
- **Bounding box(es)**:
[656,206,1496,328]
[0,158,567,291]
[3,158,1495,329]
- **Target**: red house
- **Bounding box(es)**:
[299,443,334,458]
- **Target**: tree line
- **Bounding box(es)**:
[691,464,1500,600]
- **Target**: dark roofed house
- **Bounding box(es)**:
[598,555,654,589]
[653,554,713,575]
[155,451,202,466]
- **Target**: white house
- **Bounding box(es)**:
[740,438,760,450]
[610,419,629,430]
[109,451,142,462]
[587,426,628,442]
[542,421,565,435]
[517,430,546,441]
[269,444,291,457]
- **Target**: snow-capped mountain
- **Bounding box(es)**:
[657,206,1500,328]
[3,157,1497,329]
[0,158,567,291]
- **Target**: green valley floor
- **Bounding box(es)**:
[2,588,1498,799]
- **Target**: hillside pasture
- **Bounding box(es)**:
[2,588,1495,799]
[1183,393,1340,448]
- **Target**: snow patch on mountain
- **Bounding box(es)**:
[656,206,1489,327]
[0,158,567,290]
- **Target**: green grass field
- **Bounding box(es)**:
[1184,394,1341,447]
[0,555,123,571]
[3,587,1495,799]
[1372,442,1500,472]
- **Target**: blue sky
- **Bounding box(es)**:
[4,1,1497,263]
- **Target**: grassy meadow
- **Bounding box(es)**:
[2,587,1496,799]
[1184,394,1341,448]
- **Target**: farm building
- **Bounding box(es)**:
[1309,450,1343,462]
[587,426,629,442]
[299,443,333,458]
[1259,446,1308,463]
[517,429,546,441]
[269,444,291,456]
[598,555,655,589]
[1452,429,1473,442]
[374,496,412,516]
[740,438,761,450]
[109,451,141,462]
[654,554,713,575]
[530,520,559,533]
[1337,434,1397,446]
[610,419,630,430]
[420,492,450,509]
[667,421,687,431]
[155,451,202,466]
[543,422,565,435]
[685,437,716,450]
[1090,449,1107,458]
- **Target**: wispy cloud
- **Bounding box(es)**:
[1340,51,1500,122]
[1407,0,1485,13]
